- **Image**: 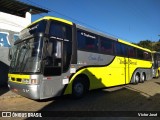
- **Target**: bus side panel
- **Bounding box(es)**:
[64,50,116,95]
[64,56,126,95]
[64,57,152,95]
[102,56,126,87]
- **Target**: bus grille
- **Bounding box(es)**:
[11,77,15,81]
[16,78,22,82]
[11,77,22,82]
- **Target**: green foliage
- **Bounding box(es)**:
[137,40,152,50]
[154,42,160,51]
[136,40,160,51]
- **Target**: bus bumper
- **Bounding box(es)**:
[8,81,40,100]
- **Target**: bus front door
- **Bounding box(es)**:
[41,40,63,99]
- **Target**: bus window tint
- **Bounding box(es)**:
[100,37,114,55]
[77,30,98,51]
[77,30,85,49]
[115,42,127,56]
[128,46,136,58]
[115,42,122,56]
[143,51,151,61]
[49,22,72,41]
[121,44,128,56]
[137,49,144,59]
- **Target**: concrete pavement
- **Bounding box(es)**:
[0,87,21,100]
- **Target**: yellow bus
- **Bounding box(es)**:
[8,16,152,100]
[152,51,160,78]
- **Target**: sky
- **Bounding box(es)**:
[22,0,160,43]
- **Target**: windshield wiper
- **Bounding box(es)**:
[12,43,28,73]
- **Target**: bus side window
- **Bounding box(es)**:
[115,42,122,56]
[121,44,128,57]
[86,38,98,50]
[100,37,114,55]
[128,47,136,58]
[77,30,98,51]
[77,31,85,49]
[115,42,128,57]
[137,49,144,59]
[143,51,151,61]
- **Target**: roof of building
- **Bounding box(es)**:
[0,0,49,17]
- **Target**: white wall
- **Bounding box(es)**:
[0,12,31,32]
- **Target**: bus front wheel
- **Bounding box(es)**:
[72,78,88,99]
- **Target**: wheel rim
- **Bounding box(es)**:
[135,74,139,83]
[141,74,145,81]
[74,82,84,95]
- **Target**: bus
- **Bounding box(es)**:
[8,16,153,100]
[152,51,160,78]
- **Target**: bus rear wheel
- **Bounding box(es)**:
[140,72,146,83]
[134,73,140,84]
[72,77,89,99]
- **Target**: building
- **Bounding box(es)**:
[0,0,48,87]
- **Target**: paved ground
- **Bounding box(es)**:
[0,78,160,120]
[0,87,20,100]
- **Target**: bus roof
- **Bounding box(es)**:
[21,16,152,53]
[27,16,73,28]
[76,24,117,41]
[118,39,151,52]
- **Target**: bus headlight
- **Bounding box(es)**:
[22,79,30,84]
[22,79,38,84]
[31,79,38,84]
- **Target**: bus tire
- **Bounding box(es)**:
[140,72,146,83]
[134,72,140,84]
[72,77,89,99]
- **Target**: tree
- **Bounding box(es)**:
[137,40,152,50]
[154,42,160,51]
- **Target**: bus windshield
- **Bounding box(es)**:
[9,37,43,73]
[19,20,47,39]
[9,20,47,74]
